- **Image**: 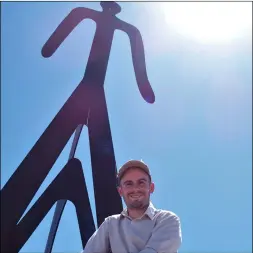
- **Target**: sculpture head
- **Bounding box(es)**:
[100,1,121,15]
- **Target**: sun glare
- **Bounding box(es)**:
[160,2,252,44]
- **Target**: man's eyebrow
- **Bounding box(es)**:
[138,178,148,182]
[122,178,148,185]
[123,180,133,184]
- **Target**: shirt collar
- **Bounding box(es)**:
[120,202,156,220]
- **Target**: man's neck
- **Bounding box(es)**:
[127,204,149,219]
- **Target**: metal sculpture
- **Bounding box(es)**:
[1,2,155,252]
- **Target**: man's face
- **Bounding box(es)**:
[117,168,154,209]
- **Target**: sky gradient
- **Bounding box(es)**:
[1,2,252,253]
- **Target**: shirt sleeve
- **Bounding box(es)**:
[81,217,110,253]
[139,212,182,253]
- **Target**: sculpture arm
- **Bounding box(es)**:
[42,7,98,58]
[116,21,155,103]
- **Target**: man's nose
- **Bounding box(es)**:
[131,184,142,190]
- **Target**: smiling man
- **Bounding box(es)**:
[82,160,182,253]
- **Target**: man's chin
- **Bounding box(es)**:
[128,200,145,209]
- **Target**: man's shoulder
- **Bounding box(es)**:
[155,208,180,222]
[105,214,122,222]
[157,208,179,216]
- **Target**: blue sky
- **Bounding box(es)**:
[1,1,252,253]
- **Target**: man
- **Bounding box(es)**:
[82,160,182,253]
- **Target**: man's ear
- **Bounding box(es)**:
[117,186,123,197]
[150,182,155,193]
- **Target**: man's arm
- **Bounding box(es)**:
[140,212,182,253]
[81,217,110,253]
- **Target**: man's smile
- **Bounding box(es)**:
[129,194,143,200]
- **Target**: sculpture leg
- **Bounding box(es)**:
[1,82,91,248]
[44,199,68,253]
[88,86,123,226]
[2,158,95,253]
[44,124,87,253]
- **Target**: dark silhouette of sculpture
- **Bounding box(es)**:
[0,2,155,253]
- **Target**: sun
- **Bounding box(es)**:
[160,2,251,44]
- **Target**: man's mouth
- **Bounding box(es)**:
[129,194,143,200]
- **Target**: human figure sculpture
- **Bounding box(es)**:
[1,2,155,252]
